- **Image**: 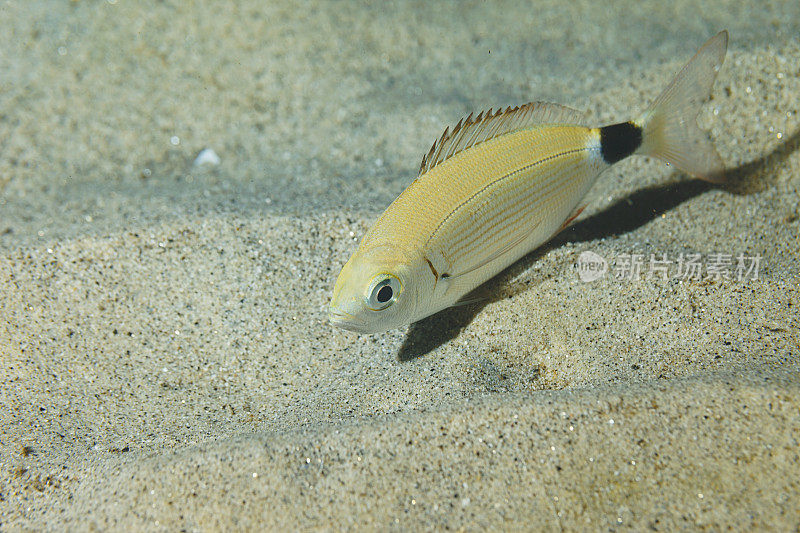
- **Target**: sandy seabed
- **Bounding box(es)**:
[1,1,799,530]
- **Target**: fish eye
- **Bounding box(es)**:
[366,274,402,311]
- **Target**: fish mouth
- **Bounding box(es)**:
[328,308,370,333]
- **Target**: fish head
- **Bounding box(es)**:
[329,243,432,334]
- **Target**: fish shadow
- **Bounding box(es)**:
[397,127,800,361]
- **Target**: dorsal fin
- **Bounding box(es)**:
[418,101,587,176]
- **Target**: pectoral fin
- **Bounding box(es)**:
[443,220,541,282]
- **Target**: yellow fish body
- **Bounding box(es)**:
[331,31,728,334]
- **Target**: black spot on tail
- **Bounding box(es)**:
[600,121,643,165]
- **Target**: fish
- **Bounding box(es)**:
[330,31,728,334]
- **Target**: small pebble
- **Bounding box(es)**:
[194,148,221,166]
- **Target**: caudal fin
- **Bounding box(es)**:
[636,30,728,183]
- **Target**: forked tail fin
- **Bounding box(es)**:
[636,30,728,183]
